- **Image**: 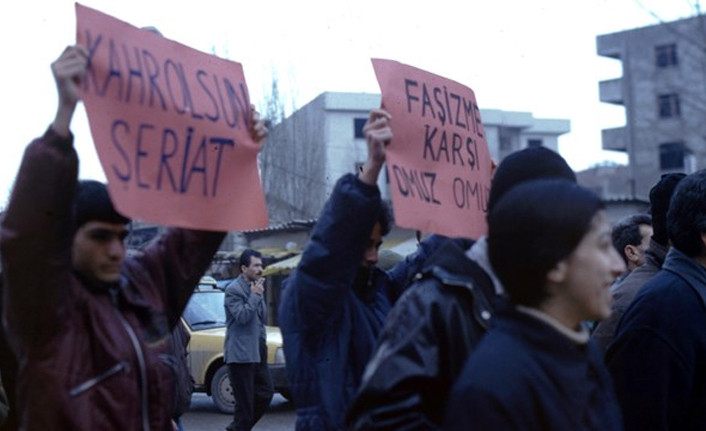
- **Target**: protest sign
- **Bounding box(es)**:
[371,59,492,239]
[76,3,268,231]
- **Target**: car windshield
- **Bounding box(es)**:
[183,290,226,330]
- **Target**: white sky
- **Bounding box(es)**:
[0,0,696,208]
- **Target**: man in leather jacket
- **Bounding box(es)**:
[347,146,577,430]
[0,45,267,430]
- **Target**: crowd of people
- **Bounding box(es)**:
[1,41,705,431]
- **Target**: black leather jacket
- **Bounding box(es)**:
[346,238,505,430]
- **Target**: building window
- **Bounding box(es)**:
[659,142,686,170]
[657,94,681,118]
[655,44,678,68]
[354,118,367,139]
[527,139,543,148]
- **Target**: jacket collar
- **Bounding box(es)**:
[662,247,706,308]
[466,236,505,296]
[421,237,477,288]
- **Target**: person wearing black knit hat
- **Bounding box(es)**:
[591,172,685,354]
[445,179,625,431]
[348,146,577,430]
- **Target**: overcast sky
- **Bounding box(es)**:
[0,0,696,208]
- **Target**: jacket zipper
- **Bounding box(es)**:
[69,361,129,397]
[111,289,151,431]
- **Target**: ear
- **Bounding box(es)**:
[547,260,568,284]
[624,244,641,264]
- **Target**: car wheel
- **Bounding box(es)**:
[211,365,235,414]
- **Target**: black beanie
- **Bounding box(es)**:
[73,180,130,230]
[488,179,603,307]
[649,173,686,247]
[488,147,576,212]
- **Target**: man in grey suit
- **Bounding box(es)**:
[224,249,274,431]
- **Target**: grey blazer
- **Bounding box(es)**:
[223,275,266,363]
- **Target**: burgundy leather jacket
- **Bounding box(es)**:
[0,128,224,430]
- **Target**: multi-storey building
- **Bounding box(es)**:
[261,92,570,222]
[597,15,705,199]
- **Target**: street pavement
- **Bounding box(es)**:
[182,393,296,431]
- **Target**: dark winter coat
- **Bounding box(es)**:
[278,174,436,431]
[606,248,706,431]
[347,237,498,430]
[0,128,224,430]
[444,308,623,431]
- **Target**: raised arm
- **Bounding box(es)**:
[279,109,392,331]
[1,46,87,347]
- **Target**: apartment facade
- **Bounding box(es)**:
[261,92,570,222]
[597,15,705,199]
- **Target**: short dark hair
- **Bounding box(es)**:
[667,170,706,258]
[239,249,262,269]
[73,180,130,231]
[611,214,652,264]
[488,179,603,307]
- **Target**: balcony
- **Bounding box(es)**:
[601,127,627,152]
[596,33,624,59]
[599,79,624,105]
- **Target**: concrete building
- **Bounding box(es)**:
[261,91,570,222]
[597,15,704,199]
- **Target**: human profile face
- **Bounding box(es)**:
[552,210,626,326]
[241,256,263,282]
[361,222,383,269]
[72,221,128,285]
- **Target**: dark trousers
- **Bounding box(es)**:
[227,339,274,431]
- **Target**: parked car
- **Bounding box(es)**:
[181,276,289,413]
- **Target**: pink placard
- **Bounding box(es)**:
[372,58,492,239]
[76,3,268,231]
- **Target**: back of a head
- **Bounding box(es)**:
[73,180,130,231]
[649,172,686,247]
[667,170,706,258]
[487,146,576,212]
[488,179,603,307]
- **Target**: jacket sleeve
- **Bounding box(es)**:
[347,283,482,430]
[606,327,691,431]
[280,174,382,333]
[133,227,225,328]
[225,282,263,326]
[0,128,78,348]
